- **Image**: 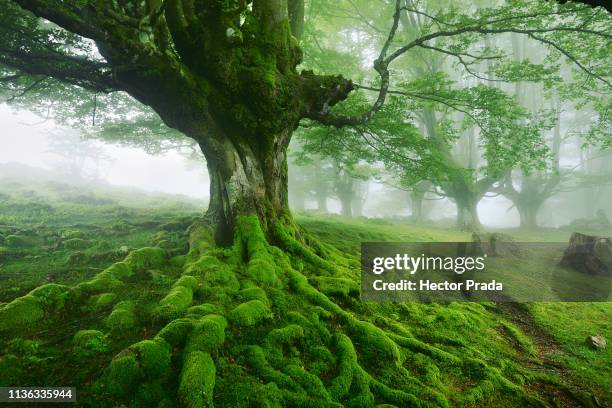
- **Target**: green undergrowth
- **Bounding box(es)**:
[0,190,609,407]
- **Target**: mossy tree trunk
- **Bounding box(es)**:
[8,0,353,245]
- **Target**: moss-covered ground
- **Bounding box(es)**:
[0,182,609,407]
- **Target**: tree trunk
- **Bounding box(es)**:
[410,190,425,222]
[339,194,353,218]
[315,181,328,212]
[456,198,481,230]
[203,129,291,245]
[517,203,539,230]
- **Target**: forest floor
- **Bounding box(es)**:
[0,177,609,408]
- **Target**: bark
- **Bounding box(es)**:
[202,128,291,245]
[516,201,541,230]
[339,195,353,218]
[455,195,481,230]
[315,185,329,212]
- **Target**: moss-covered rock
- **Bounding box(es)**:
[229,299,272,327]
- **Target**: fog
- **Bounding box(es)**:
[0,104,524,227]
[0,105,209,199]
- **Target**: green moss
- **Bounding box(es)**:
[124,247,167,272]
[135,381,167,407]
[73,330,108,357]
[4,234,32,247]
[187,255,241,293]
[156,318,194,347]
[128,339,171,378]
[89,292,117,311]
[78,262,132,293]
[238,286,269,305]
[62,238,91,249]
[283,364,331,401]
[311,277,359,298]
[185,314,227,353]
[106,301,137,333]
[105,354,140,397]
[229,299,272,327]
[0,284,71,333]
[246,258,281,287]
[174,275,199,290]
[155,285,194,321]
[186,303,220,317]
[179,351,216,408]
[0,296,43,332]
[348,320,401,368]
[328,333,356,401]
[170,254,187,267]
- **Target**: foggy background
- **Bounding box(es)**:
[4,102,597,229]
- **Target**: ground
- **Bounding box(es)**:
[0,178,609,408]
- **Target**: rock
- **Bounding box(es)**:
[586,335,606,350]
[560,233,611,276]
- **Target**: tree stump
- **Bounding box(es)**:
[560,233,611,276]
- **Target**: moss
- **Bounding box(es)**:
[105,354,140,397]
[0,296,43,332]
[311,277,359,298]
[124,247,167,272]
[0,284,71,333]
[106,301,137,333]
[78,262,132,293]
[188,255,241,292]
[246,258,281,287]
[179,351,216,408]
[155,285,194,321]
[89,292,117,311]
[170,254,187,267]
[185,314,227,353]
[186,303,220,317]
[328,333,357,401]
[135,381,167,407]
[128,339,171,378]
[4,234,32,247]
[28,283,71,308]
[283,364,331,401]
[238,286,270,305]
[0,246,9,261]
[348,320,401,368]
[229,299,272,327]
[73,330,108,357]
[243,345,299,391]
[62,238,91,249]
[174,275,199,290]
[156,318,194,347]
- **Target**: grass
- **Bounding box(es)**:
[0,180,610,407]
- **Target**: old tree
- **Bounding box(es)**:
[0,0,611,406]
